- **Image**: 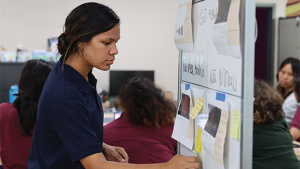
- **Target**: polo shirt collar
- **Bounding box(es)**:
[58,60,97,93]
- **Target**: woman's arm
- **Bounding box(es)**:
[290,127,300,141]
[80,153,200,169]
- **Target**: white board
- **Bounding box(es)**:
[177,0,256,169]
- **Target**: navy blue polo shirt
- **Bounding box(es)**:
[28,60,103,168]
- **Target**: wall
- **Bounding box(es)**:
[1,0,287,100]
[255,0,287,84]
[0,0,180,99]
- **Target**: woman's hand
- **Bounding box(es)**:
[102,142,129,163]
[164,154,201,169]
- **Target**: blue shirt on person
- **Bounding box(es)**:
[28,59,104,168]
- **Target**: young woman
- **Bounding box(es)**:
[0,59,53,169]
[103,77,177,164]
[253,79,299,169]
[27,2,200,169]
[289,74,300,142]
[276,57,300,126]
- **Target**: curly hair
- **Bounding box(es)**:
[118,77,176,128]
[254,79,285,124]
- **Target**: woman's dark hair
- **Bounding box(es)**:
[119,77,176,128]
[276,57,300,98]
[254,79,285,124]
[13,59,53,136]
[57,2,120,63]
[293,74,300,102]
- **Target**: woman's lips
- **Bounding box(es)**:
[107,60,114,65]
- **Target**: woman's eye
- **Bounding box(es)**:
[103,42,110,45]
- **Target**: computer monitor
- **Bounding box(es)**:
[109,70,154,97]
[0,62,25,103]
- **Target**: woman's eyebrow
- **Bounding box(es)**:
[105,37,120,41]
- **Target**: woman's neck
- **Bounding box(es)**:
[283,88,292,98]
[64,54,92,81]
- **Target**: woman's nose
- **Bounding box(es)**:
[110,43,118,55]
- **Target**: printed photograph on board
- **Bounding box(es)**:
[179,93,190,119]
[204,103,221,137]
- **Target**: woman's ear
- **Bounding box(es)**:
[77,42,84,51]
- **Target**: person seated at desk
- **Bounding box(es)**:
[253,79,300,169]
[276,57,300,126]
[290,74,300,142]
[103,77,177,164]
[0,60,53,169]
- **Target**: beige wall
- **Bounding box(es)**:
[1,0,287,100]
[0,0,180,99]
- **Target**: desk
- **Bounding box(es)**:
[104,112,114,126]
[293,141,300,161]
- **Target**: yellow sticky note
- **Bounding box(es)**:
[189,97,204,119]
[230,109,240,139]
[194,127,202,153]
[192,150,197,157]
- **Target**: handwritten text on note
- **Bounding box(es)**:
[189,97,204,119]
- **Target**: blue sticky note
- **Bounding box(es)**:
[216,92,225,102]
[185,84,190,90]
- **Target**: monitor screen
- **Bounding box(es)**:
[109,70,154,97]
[0,62,25,103]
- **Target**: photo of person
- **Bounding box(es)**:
[204,104,221,137]
[178,93,190,119]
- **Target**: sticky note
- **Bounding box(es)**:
[193,150,197,157]
[230,109,240,139]
[194,127,202,153]
[216,92,225,102]
[189,97,204,119]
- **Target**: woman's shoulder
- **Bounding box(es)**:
[254,118,288,130]
[0,103,15,112]
[0,102,13,107]
[0,103,18,119]
[284,93,297,103]
[104,114,129,128]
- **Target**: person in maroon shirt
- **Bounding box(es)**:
[0,59,53,169]
[104,77,177,164]
[290,74,300,142]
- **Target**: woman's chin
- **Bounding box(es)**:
[98,66,111,71]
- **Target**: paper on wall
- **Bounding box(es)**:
[174,0,194,52]
[172,84,195,150]
[198,113,208,130]
[212,0,242,57]
[200,93,229,168]
[193,150,197,157]
[190,97,204,119]
[195,127,203,153]
[230,109,240,139]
